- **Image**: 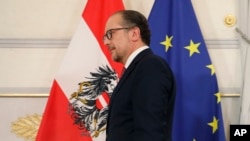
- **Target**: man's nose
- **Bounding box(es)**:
[103,38,110,46]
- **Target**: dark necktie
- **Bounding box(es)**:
[121,67,126,78]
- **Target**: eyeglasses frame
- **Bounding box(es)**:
[103,27,134,41]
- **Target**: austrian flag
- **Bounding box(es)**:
[36,0,124,141]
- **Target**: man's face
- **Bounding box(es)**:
[103,14,131,64]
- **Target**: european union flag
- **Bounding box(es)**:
[148,0,226,141]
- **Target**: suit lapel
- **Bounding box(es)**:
[109,49,153,105]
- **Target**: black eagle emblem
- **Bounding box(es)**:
[69,65,118,137]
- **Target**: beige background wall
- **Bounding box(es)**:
[0,0,245,140]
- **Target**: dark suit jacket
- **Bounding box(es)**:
[106,48,176,141]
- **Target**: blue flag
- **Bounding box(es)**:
[148,0,226,140]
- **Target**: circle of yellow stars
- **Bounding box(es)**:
[160,35,223,140]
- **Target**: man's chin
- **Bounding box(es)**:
[112,57,121,63]
[111,55,118,62]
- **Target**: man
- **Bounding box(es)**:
[103,10,176,141]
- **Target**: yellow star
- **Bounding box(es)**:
[215,92,221,103]
[160,35,173,52]
[208,116,219,134]
[184,40,200,57]
[206,64,215,76]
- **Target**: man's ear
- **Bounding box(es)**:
[130,27,140,41]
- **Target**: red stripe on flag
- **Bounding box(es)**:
[36,80,92,141]
[83,0,124,77]
[96,92,110,110]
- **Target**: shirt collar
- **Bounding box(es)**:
[124,46,149,69]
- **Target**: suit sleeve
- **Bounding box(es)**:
[131,57,175,141]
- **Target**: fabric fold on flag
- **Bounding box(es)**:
[148,0,226,140]
[36,0,124,141]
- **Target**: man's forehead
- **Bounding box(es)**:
[108,14,122,24]
[105,14,122,29]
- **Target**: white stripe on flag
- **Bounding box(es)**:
[56,19,111,97]
[99,95,108,108]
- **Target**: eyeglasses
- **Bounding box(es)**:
[103,27,132,40]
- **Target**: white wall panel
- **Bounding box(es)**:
[192,0,238,39]
[0,97,47,140]
[208,48,241,92]
[0,45,66,91]
[0,0,86,38]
